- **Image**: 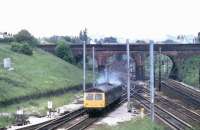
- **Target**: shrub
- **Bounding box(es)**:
[11,43,33,55]
[20,43,33,55]
[11,43,21,52]
[55,41,74,63]
[14,29,39,47]
[0,37,14,43]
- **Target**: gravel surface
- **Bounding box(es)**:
[95,102,140,126]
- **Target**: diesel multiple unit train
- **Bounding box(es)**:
[83,83,122,111]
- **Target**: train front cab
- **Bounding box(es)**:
[84,92,106,109]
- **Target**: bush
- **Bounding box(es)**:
[14,29,39,47]
[0,37,14,43]
[11,43,33,55]
[55,41,74,63]
[20,43,33,55]
[11,43,21,52]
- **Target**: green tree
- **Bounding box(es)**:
[14,29,39,46]
[63,36,72,42]
[103,36,118,43]
[197,32,200,43]
[20,43,33,55]
[55,41,74,63]
[79,28,88,43]
[11,42,33,55]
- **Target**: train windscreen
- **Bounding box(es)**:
[86,93,94,100]
[95,93,103,100]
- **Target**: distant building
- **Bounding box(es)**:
[0,32,13,39]
[0,34,3,39]
[135,40,147,44]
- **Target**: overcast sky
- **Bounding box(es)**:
[0,0,199,40]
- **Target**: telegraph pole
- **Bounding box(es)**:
[150,42,155,121]
[106,65,109,83]
[126,39,131,112]
[166,57,169,78]
[83,41,86,91]
[158,47,161,91]
[92,47,95,87]
[199,63,200,89]
[104,64,109,84]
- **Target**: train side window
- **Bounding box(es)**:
[95,93,103,100]
[86,93,94,100]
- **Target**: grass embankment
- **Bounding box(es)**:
[0,44,91,102]
[0,44,91,127]
[94,118,164,130]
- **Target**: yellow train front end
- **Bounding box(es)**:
[84,92,106,109]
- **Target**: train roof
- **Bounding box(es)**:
[85,83,121,93]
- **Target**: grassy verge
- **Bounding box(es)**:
[0,92,82,127]
[0,92,81,114]
[0,116,14,128]
[94,118,164,130]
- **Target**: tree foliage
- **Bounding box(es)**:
[11,42,33,55]
[55,41,74,63]
[79,28,88,43]
[45,35,74,45]
[14,29,39,46]
[103,37,118,43]
[44,28,89,44]
[197,32,200,43]
[0,37,14,43]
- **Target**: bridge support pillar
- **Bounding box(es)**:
[133,53,145,81]
[136,65,145,80]
[96,53,108,73]
[98,65,105,72]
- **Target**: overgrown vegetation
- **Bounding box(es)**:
[0,37,14,43]
[179,56,200,88]
[10,29,39,55]
[55,41,74,63]
[145,54,200,89]
[0,116,14,128]
[145,54,173,79]
[94,118,164,130]
[13,29,39,47]
[11,42,33,55]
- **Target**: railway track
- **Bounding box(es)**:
[134,84,200,130]
[16,108,86,130]
[144,87,200,124]
[62,116,98,130]
[58,93,127,130]
[156,96,200,128]
[134,93,194,130]
[16,93,127,130]
[162,79,200,107]
[15,80,200,130]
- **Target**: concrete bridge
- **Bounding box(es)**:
[38,43,200,81]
